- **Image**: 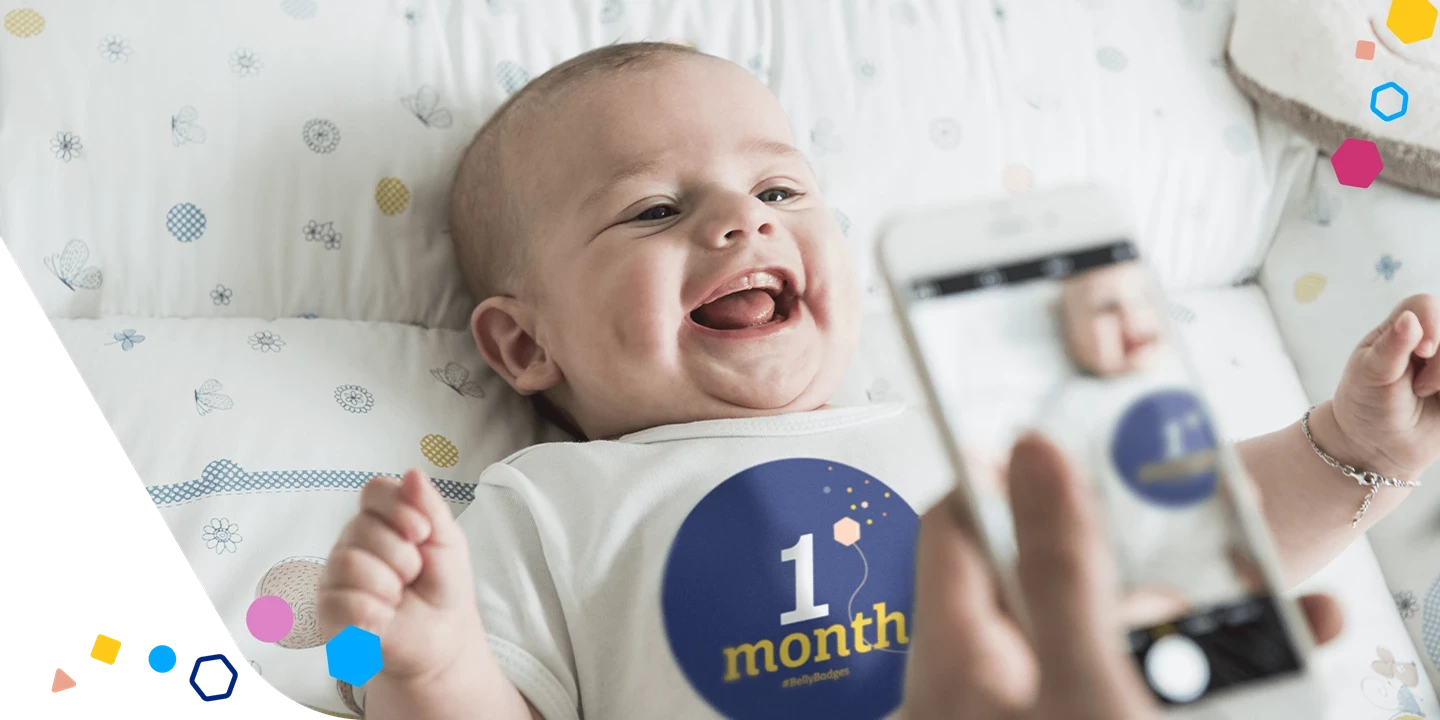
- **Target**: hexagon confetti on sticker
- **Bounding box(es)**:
[833,517,861,546]
[190,654,238,701]
[375,177,411,216]
[327,625,384,686]
[1387,0,1437,44]
[420,433,459,468]
[1331,138,1384,188]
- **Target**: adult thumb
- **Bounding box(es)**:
[1009,433,1156,718]
[1360,310,1421,385]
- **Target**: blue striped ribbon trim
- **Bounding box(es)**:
[148,458,475,507]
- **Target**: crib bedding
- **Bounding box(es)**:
[1262,149,1440,701]
[40,284,1428,717]
[1,0,1424,715]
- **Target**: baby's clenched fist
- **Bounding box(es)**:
[318,469,485,682]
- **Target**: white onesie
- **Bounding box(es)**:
[456,402,951,720]
[1033,346,1248,610]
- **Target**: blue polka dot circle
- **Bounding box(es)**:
[661,459,918,719]
[166,202,207,243]
[1110,389,1219,508]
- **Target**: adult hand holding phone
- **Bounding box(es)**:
[900,434,1345,719]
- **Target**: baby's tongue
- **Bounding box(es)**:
[693,289,776,330]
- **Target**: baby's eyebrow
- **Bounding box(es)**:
[740,138,805,160]
[581,158,665,210]
[580,139,806,211]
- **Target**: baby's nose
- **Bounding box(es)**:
[702,194,774,248]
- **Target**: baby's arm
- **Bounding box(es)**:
[317,470,541,720]
[363,654,541,720]
[1235,296,1440,586]
[1232,401,1408,585]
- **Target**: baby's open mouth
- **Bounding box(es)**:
[690,270,799,331]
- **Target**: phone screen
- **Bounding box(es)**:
[902,239,1304,705]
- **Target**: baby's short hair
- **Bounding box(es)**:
[449,41,705,303]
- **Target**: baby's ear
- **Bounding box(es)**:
[471,297,562,395]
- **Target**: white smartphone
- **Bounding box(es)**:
[878,185,1323,718]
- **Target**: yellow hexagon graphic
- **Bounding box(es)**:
[1388,0,1438,44]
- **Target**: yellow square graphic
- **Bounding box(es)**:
[90,634,121,664]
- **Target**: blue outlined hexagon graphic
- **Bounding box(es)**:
[185,653,239,702]
[326,625,383,686]
[1370,82,1410,122]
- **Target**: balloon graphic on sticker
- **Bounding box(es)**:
[1110,389,1219,508]
[660,459,919,719]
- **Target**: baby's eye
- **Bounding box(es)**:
[633,205,679,222]
[757,188,794,203]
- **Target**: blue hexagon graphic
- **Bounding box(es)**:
[326,625,384,686]
[189,653,237,702]
[1370,81,1410,122]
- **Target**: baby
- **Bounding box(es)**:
[317,43,1440,719]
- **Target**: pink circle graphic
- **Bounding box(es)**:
[247,595,296,643]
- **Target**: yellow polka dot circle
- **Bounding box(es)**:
[4,9,45,38]
[420,433,459,468]
[1293,273,1327,304]
[375,177,411,216]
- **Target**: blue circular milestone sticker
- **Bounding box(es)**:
[660,459,919,719]
[1110,389,1220,508]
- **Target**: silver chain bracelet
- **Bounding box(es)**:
[1301,406,1420,528]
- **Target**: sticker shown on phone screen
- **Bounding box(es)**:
[660,459,919,719]
[1111,389,1219,508]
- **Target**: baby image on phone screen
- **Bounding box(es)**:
[1041,257,1265,627]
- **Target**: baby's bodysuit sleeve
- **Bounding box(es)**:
[459,463,581,720]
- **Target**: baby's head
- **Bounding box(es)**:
[451,43,861,439]
[1059,261,1163,377]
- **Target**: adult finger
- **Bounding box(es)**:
[1009,433,1156,719]
[906,490,1037,717]
[1297,593,1344,646]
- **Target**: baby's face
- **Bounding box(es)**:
[1060,262,1162,377]
[514,56,860,438]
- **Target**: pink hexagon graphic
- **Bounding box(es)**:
[1331,138,1384,188]
[833,517,861,546]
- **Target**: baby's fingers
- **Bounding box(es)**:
[317,584,397,640]
[339,513,425,587]
[360,475,434,544]
[1356,310,1424,386]
[1402,294,1440,359]
[399,469,464,548]
[1415,352,1440,397]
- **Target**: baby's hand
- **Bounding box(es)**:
[318,469,484,682]
[1332,294,1440,482]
